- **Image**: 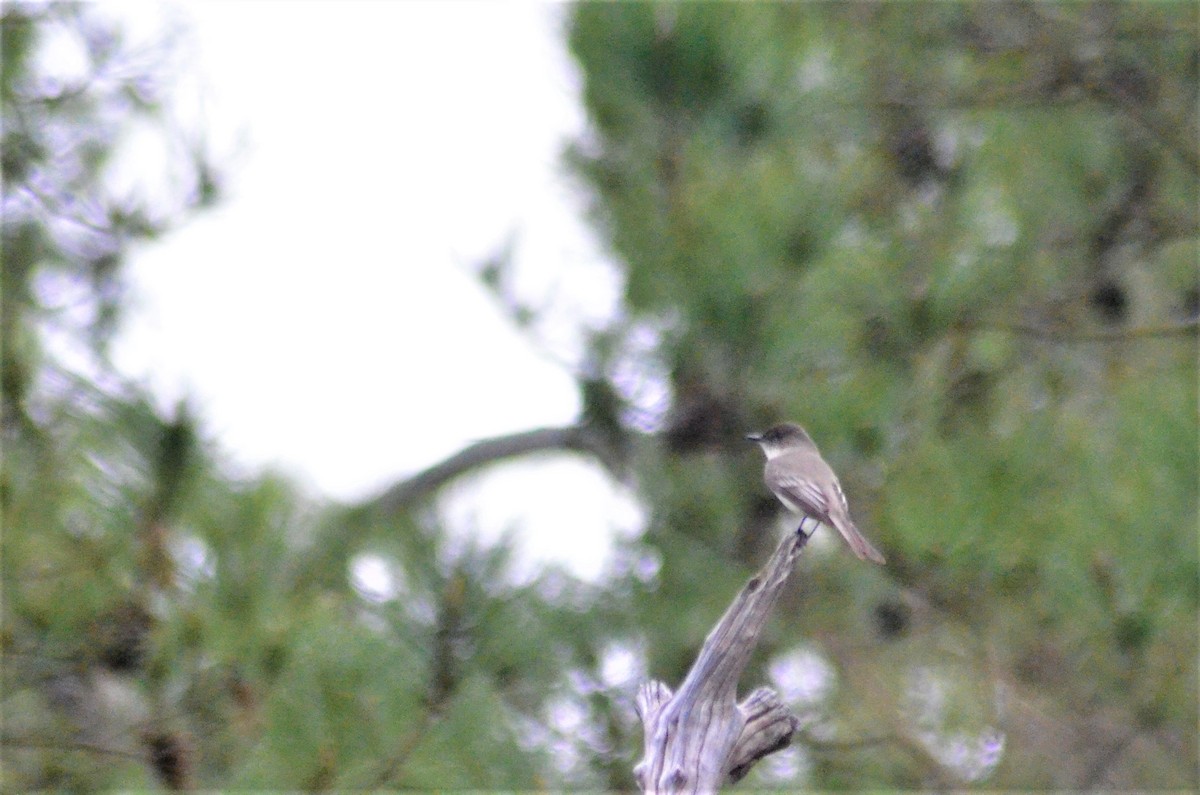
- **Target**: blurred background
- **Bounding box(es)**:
[2,1,1196,790]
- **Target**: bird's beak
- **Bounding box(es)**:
[745,433,762,442]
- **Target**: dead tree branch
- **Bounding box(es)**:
[633,517,819,794]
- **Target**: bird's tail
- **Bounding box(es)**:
[833,517,886,565]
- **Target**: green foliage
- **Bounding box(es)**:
[3,1,1197,791]
[567,1,1198,789]
[1,5,623,790]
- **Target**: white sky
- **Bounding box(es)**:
[109,2,642,579]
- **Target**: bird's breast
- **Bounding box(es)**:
[770,489,803,514]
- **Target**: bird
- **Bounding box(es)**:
[747,422,886,564]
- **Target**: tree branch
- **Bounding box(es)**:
[2,735,145,763]
[369,423,625,515]
[976,318,1199,344]
[1084,80,1200,178]
[726,688,802,783]
[633,517,817,794]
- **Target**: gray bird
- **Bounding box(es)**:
[747,422,886,564]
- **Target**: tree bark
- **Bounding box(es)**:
[633,517,817,794]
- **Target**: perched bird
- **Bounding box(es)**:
[747,422,886,564]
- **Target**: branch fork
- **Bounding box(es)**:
[633,517,818,793]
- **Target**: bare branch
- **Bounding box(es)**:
[635,517,818,793]
[985,318,1199,344]
[2,735,145,763]
[369,423,624,515]
[727,688,801,783]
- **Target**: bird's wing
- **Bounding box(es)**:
[825,478,851,518]
[769,456,886,564]
[769,470,834,523]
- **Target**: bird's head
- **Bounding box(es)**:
[746,422,816,459]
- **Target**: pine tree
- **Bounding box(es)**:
[1,6,624,789]
[562,2,1197,788]
[4,3,1196,790]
